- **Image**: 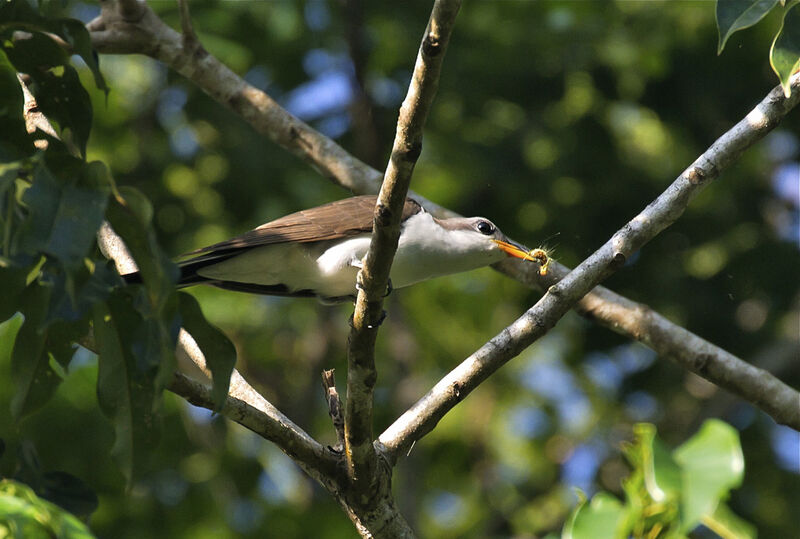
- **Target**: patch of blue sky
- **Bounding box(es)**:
[283,70,353,121]
[770,423,799,474]
[508,405,551,439]
[428,491,465,528]
[244,65,272,91]
[170,124,200,159]
[557,395,593,434]
[583,351,624,395]
[612,343,656,375]
[226,497,263,534]
[562,442,605,496]
[623,390,659,422]
[157,86,188,128]
[765,129,798,162]
[304,0,331,31]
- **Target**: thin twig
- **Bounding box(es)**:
[379,75,800,460]
[344,0,462,502]
[170,371,340,481]
[322,369,346,451]
[176,0,198,46]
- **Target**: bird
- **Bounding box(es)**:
[124,195,540,303]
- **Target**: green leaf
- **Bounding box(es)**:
[0,479,96,538]
[673,419,744,532]
[702,502,757,539]
[716,0,779,54]
[38,471,98,521]
[0,313,24,364]
[92,293,157,483]
[0,54,30,159]
[770,2,800,96]
[105,187,178,311]
[29,64,93,156]
[562,493,630,539]
[46,259,120,325]
[0,28,69,72]
[45,19,108,96]
[177,292,236,409]
[17,160,110,269]
[9,281,60,420]
[0,52,23,123]
[92,289,180,483]
[0,262,36,321]
[0,0,106,96]
[634,424,681,503]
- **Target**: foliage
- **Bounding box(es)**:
[563,420,755,539]
[0,0,233,491]
[716,0,800,95]
[0,0,797,537]
[0,478,95,538]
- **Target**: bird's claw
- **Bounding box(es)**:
[366,310,387,329]
[383,278,394,298]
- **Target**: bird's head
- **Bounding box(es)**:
[434,216,537,264]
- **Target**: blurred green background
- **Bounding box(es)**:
[1,0,798,537]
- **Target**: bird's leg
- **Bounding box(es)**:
[384,278,394,297]
[367,310,387,329]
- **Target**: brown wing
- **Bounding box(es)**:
[184,195,422,256]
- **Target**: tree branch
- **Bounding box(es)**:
[496,257,800,431]
[379,75,800,459]
[344,0,462,503]
[170,371,340,481]
[86,0,454,217]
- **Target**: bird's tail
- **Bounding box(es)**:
[120,257,220,288]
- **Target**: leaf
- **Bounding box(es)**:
[9,281,60,420]
[105,187,178,311]
[178,292,236,409]
[770,2,800,96]
[92,293,157,483]
[716,0,779,54]
[38,471,99,521]
[28,64,93,156]
[92,289,180,483]
[0,314,24,365]
[702,502,757,539]
[673,419,745,532]
[0,0,106,95]
[562,493,630,539]
[0,262,37,321]
[44,19,108,95]
[0,52,23,123]
[17,160,110,269]
[0,479,96,538]
[633,424,681,503]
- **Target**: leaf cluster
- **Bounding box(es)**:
[0,0,234,503]
[563,420,754,539]
[716,0,800,95]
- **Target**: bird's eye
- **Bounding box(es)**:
[476,220,495,235]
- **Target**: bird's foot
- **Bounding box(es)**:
[383,278,394,298]
[367,310,387,329]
